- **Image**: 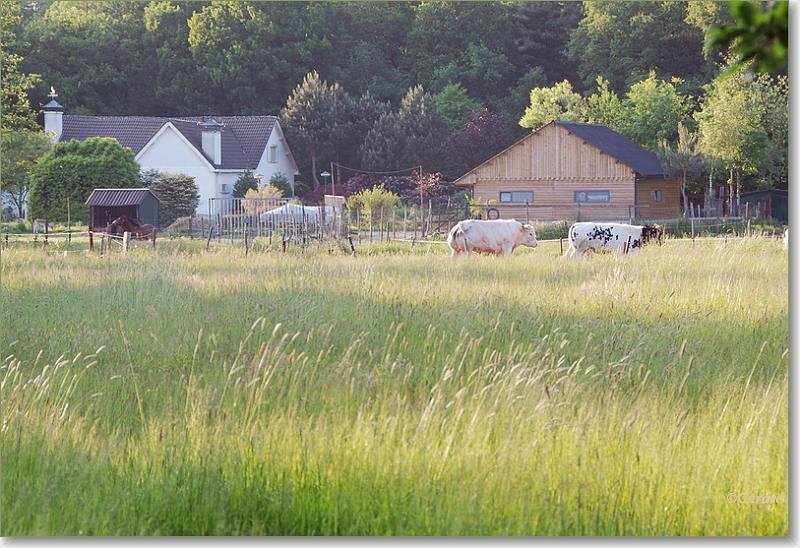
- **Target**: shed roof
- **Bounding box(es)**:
[85,188,160,207]
[554,122,665,177]
[453,120,666,186]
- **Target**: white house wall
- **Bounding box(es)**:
[136,126,217,216]
[255,123,297,193]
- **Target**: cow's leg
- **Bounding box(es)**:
[501,242,513,256]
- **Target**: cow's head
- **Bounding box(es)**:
[519,223,538,248]
[642,224,664,246]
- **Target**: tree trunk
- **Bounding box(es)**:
[735,169,741,217]
[728,167,735,217]
[310,147,319,190]
[681,169,688,218]
[335,152,342,193]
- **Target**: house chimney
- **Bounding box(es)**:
[42,86,64,142]
[198,116,224,166]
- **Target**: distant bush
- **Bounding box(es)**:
[268,172,292,197]
[28,137,141,222]
[233,171,259,198]
[243,185,284,215]
[346,185,400,222]
[149,172,200,227]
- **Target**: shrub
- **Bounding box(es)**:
[268,172,292,197]
[148,172,200,227]
[233,171,259,198]
[346,185,400,222]
[243,184,284,215]
[27,137,141,222]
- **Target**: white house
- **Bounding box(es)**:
[41,90,299,216]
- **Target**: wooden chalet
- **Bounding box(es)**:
[85,188,161,230]
[454,121,681,222]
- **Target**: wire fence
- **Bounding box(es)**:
[2,197,786,256]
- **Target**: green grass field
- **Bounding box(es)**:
[0,237,788,535]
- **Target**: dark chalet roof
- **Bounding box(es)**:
[554,121,665,177]
[60,115,278,170]
[85,188,160,207]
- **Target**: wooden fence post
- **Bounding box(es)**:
[244,225,249,257]
[152,229,157,249]
[206,225,214,251]
[89,231,94,252]
[123,231,130,254]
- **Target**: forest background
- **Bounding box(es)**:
[0,0,788,205]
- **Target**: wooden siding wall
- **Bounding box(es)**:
[465,124,638,221]
[634,177,681,220]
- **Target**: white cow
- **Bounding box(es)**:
[447,219,538,257]
[566,222,663,257]
[784,227,789,250]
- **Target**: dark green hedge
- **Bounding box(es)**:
[27,137,141,222]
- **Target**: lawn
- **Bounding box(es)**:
[0,237,788,535]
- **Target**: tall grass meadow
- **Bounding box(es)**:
[0,237,788,535]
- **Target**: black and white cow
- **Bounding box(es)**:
[565,222,663,257]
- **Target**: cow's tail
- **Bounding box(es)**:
[565,224,577,257]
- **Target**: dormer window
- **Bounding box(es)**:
[269,145,277,163]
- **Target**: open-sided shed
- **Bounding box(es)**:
[86,188,161,230]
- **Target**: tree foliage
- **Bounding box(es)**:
[267,172,292,198]
[1,0,41,130]
[618,72,691,152]
[658,122,706,215]
[435,83,483,131]
[0,128,52,218]
[443,109,520,180]
[707,0,788,76]
[280,71,348,189]
[148,172,200,227]
[519,80,585,130]
[233,170,259,198]
[345,184,400,221]
[567,1,711,95]
[360,85,446,172]
[6,0,788,203]
[694,64,770,210]
[28,137,141,222]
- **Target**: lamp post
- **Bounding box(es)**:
[320,171,331,195]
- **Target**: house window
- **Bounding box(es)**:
[221,183,229,194]
[575,190,610,203]
[269,145,277,163]
[652,189,663,202]
[499,191,534,203]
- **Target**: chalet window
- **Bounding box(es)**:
[574,190,610,203]
[652,190,663,202]
[269,145,277,163]
[499,191,534,203]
